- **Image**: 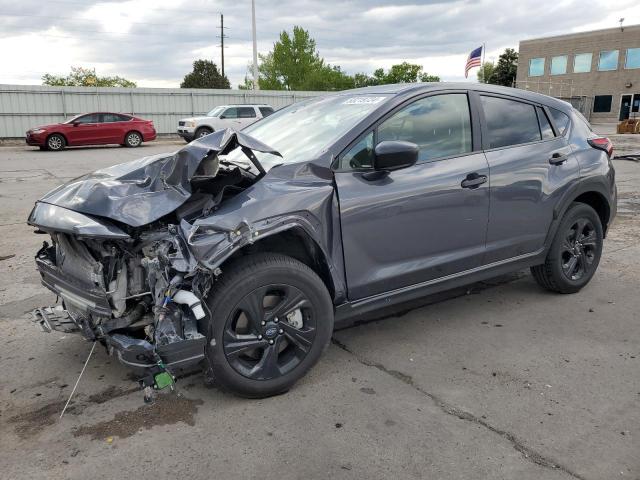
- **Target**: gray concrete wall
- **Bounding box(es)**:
[0,85,325,138]
[515,24,640,122]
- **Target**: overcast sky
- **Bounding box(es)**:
[0,0,638,89]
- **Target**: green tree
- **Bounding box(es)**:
[42,66,136,87]
[258,26,326,90]
[352,63,440,86]
[488,49,518,86]
[180,60,230,89]
[476,62,495,83]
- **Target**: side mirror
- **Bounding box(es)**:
[72,121,80,127]
[219,115,227,119]
[373,141,419,172]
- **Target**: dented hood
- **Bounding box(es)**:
[33,129,280,227]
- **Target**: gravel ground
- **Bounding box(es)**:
[0,142,638,480]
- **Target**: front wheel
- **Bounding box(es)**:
[205,253,334,398]
[46,134,65,151]
[531,202,603,293]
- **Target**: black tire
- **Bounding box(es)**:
[46,134,65,151]
[124,131,142,147]
[204,253,334,398]
[531,202,603,293]
[195,127,213,139]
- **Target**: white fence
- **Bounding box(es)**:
[0,84,324,138]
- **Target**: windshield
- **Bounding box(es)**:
[207,106,225,117]
[223,94,389,169]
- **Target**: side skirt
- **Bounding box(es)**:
[334,249,546,329]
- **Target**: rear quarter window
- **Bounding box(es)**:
[548,107,572,136]
[259,107,274,117]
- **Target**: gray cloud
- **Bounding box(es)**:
[0,0,635,87]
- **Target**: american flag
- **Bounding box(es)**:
[465,46,483,78]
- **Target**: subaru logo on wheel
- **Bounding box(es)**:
[265,326,278,338]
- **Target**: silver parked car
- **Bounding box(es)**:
[177,104,274,142]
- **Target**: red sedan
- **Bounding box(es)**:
[26,112,156,151]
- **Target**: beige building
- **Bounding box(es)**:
[516,24,640,123]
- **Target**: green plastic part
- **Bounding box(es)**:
[154,371,174,390]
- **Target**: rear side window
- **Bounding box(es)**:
[480,96,541,149]
[103,113,131,122]
[259,107,274,117]
[377,93,472,162]
[548,108,571,136]
[238,107,257,118]
[537,107,555,139]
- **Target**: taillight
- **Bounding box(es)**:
[588,137,613,157]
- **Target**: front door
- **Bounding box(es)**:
[620,95,632,121]
[335,92,490,300]
[66,113,103,145]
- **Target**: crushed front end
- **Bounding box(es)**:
[26,129,280,389]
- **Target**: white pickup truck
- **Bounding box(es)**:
[177,104,275,142]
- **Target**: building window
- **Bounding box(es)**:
[529,58,545,77]
[593,95,612,113]
[550,56,568,75]
[573,53,592,73]
[598,50,619,71]
[626,48,640,69]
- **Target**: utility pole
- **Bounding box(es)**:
[220,14,225,78]
[251,0,259,90]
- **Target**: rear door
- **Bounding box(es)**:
[100,113,129,143]
[477,93,578,264]
[335,91,490,300]
[65,113,102,145]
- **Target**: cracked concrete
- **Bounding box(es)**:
[331,338,586,480]
[1,144,639,479]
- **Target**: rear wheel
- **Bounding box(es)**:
[46,134,65,151]
[205,253,334,398]
[531,202,603,293]
[124,131,142,147]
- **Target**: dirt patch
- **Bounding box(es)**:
[8,400,83,438]
[87,385,138,404]
[73,393,203,440]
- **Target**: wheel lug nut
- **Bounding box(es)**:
[258,335,263,340]
[274,318,279,323]
[261,321,266,326]
[268,339,274,345]
[278,329,283,334]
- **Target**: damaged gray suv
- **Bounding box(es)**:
[28,83,617,398]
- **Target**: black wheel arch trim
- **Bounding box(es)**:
[186,215,347,304]
[545,177,614,250]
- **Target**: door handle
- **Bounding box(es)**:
[549,152,568,165]
[461,173,487,189]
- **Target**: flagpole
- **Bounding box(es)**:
[481,42,486,83]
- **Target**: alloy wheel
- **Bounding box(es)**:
[560,217,598,281]
[48,136,62,150]
[127,132,141,146]
[223,284,316,380]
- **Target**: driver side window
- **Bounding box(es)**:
[339,93,472,170]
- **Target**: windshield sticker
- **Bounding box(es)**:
[342,96,386,105]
